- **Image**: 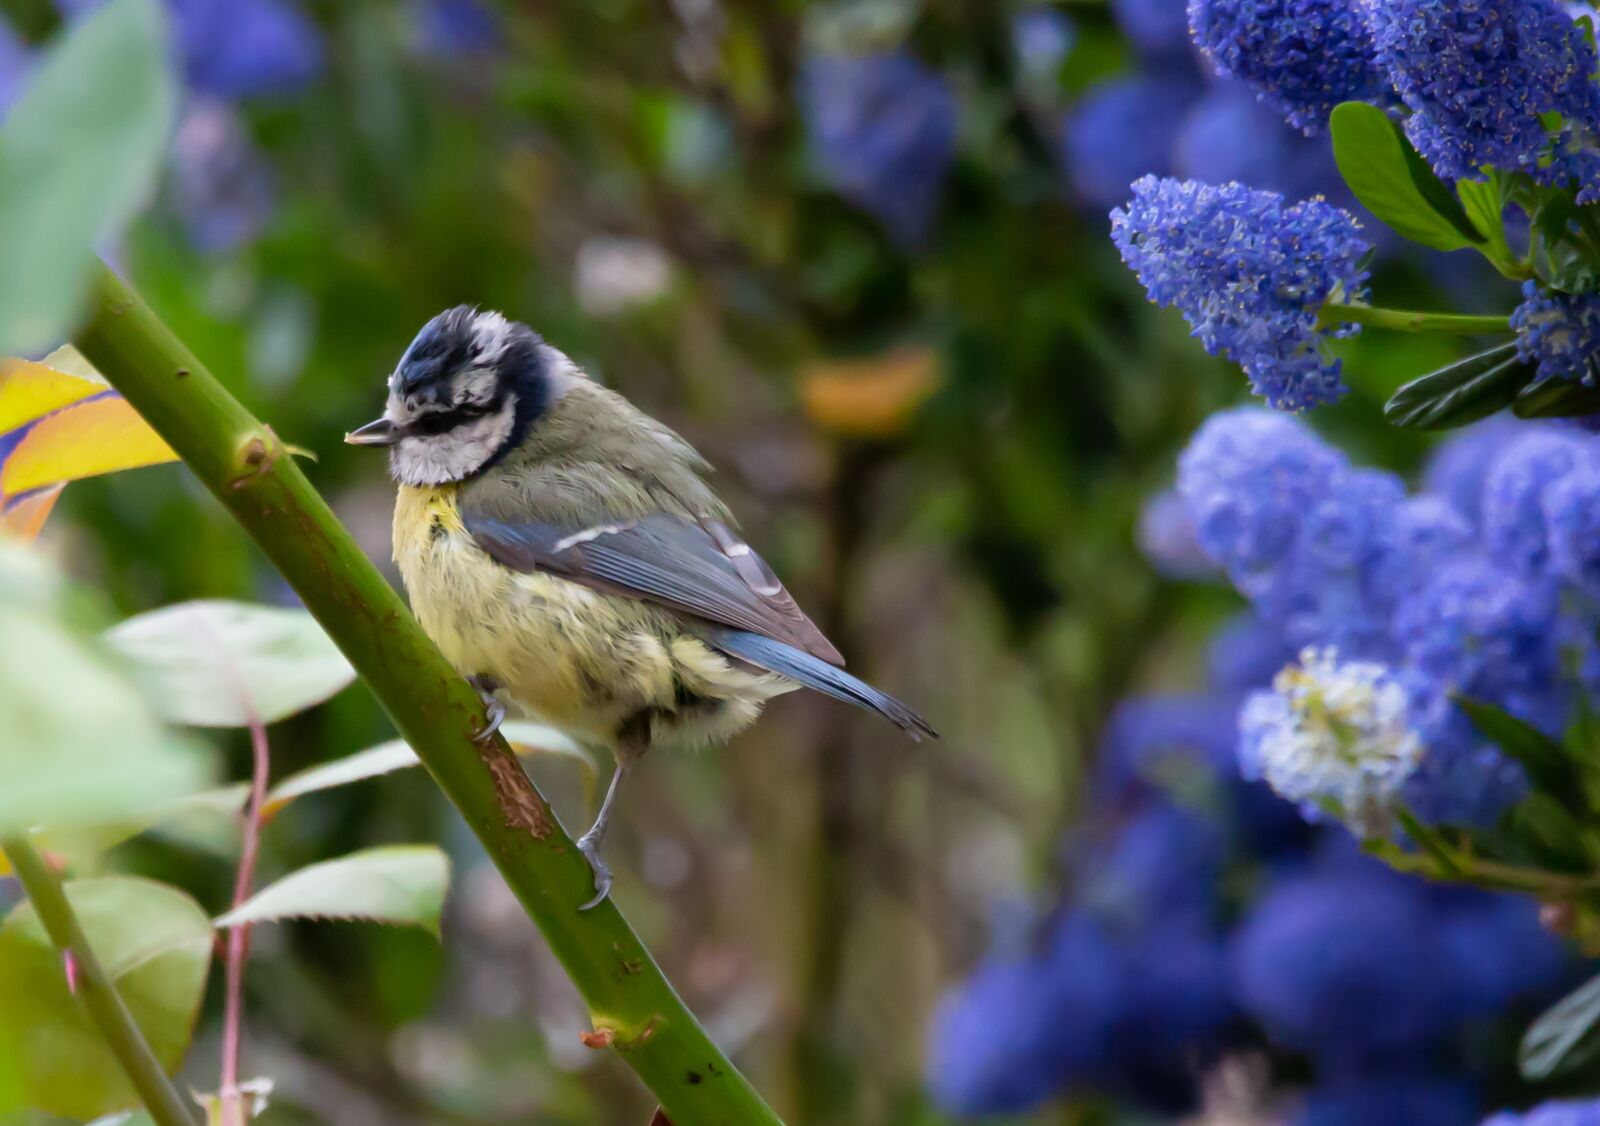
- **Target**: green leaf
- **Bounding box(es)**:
[1501,792,1592,871]
[0,0,176,354]
[105,600,356,727]
[264,741,425,814]
[1394,809,1465,878]
[0,877,211,1120]
[1384,343,1534,429]
[1522,972,1600,1079]
[1528,193,1600,293]
[215,845,450,936]
[0,565,211,837]
[1455,695,1579,798]
[1514,376,1600,419]
[264,721,589,815]
[0,723,591,875]
[1455,176,1525,277]
[1330,101,1484,251]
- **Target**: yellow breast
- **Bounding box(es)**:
[392,485,671,741]
[391,485,789,751]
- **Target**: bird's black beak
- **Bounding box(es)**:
[344,417,402,447]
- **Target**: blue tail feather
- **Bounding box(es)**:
[707,629,936,741]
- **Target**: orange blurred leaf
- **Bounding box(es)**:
[2,394,177,496]
[0,485,62,541]
[798,346,939,439]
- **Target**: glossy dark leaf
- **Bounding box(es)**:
[1456,695,1579,797]
[1513,376,1600,419]
[1522,972,1600,1079]
[1384,343,1532,430]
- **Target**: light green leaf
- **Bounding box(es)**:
[266,721,590,812]
[0,602,211,836]
[0,723,591,874]
[0,877,212,1120]
[215,845,450,936]
[1455,176,1525,277]
[105,600,356,727]
[1331,101,1483,252]
[264,740,424,815]
[501,719,590,764]
[0,0,176,354]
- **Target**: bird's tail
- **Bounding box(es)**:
[706,629,937,741]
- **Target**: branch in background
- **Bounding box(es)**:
[0,835,200,1126]
[72,264,783,1125]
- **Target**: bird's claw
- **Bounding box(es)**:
[576,833,612,910]
[468,675,505,744]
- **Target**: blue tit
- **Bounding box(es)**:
[347,306,935,907]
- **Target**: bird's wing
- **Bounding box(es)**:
[462,509,847,666]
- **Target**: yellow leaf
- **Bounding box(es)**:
[0,485,62,541]
[1,394,177,496]
[798,346,939,439]
[0,358,105,434]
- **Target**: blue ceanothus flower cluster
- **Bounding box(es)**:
[927,613,1572,1120]
[798,3,1358,245]
[41,1,494,253]
[797,51,957,248]
[1188,0,1392,133]
[1133,0,1600,409]
[1366,0,1600,199]
[1191,0,1600,195]
[1061,0,1356,214]
[1178,408,1600,833]
[1111,177,1370,409]
[1514,280,1600,383]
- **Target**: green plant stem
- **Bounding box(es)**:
[73,265,782,1126]
[0,835,200,1126]
[1320,304,1513,335]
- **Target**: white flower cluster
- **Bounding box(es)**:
[1239,647,1424,837]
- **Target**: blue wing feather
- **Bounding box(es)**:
[706,628,935,741]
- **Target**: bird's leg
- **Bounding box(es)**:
[467,674,506,744]
[576,759,631,911]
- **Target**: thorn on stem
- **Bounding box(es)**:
[579,1028,615,1050]
[230,426,284,489]
[63,950,78,995]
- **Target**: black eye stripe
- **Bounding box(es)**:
[405,399,498,436]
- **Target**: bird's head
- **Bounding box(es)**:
[346,305,551,486]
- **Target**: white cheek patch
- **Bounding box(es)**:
[389,396,519,487]
[457,367,498,407]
